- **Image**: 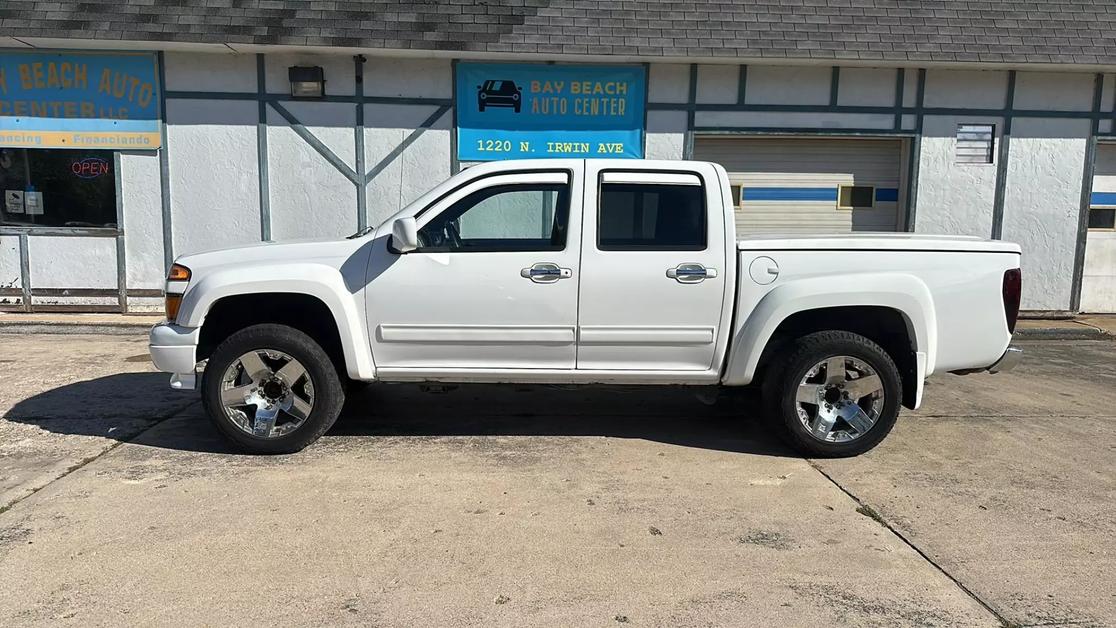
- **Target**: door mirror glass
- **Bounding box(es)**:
[391,217,419,253]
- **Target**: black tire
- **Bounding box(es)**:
[201,323,345,454]
[761,330,902,458]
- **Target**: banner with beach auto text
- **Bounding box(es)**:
[0,50,161,150]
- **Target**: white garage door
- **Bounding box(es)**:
[1081,143,1116,313]
[693,137,905,235]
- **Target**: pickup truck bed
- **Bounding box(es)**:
[728,233,1021,405]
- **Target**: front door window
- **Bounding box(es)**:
[417,184,569,252]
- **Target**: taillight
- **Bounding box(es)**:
[1002,268,1021,334]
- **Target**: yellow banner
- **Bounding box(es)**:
[0,130,161,149]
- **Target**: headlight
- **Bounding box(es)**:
[165,264,191,321]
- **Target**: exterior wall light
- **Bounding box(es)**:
[288,66,325,98]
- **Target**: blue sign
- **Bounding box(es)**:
[456,63,645,161]
[0,51,161,149]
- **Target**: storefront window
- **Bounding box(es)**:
[0,148,117,229]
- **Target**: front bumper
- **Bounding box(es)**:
[988,346,1023,374]
[149,322,200,390]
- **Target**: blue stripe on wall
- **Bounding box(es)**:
[875,188,899,202]
[742,187,837,202]
[741,187,900,203]
[1092,191,1116,206]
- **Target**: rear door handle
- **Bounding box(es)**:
[667,263,718,283]
[521,262,572,283]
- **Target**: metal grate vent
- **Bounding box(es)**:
[956,124,995,164]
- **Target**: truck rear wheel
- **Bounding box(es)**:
[762,330,901,457]
[201,323,345,454]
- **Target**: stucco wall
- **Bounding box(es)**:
[648,64,689,104]
[695,65,738,104]
[645,111,686,160]
[914,115,1002,237]
[0,236,19,304]
[267,102,358,241]
[364,104,452,228]
[1014,72,1094,112]
[836,68,897,107]
[365,57,452,99]
[1000,117,1091,311]
[746,66,831,105]
[695,111,895,130]
[166,99,261,256]
[27,236,117,289]
[164,51,256,93]
[120,151,164,291]
[923,69,1008,109]
[23,235,119,307]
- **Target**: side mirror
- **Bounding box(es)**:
[391,217,419,253]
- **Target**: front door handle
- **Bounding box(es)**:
[521,262,572,283]
[667,263,718,284]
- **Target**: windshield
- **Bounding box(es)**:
[484,80,516,93]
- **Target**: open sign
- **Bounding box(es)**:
[71,157,111,179]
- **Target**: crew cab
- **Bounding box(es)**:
[149,159,1023,457]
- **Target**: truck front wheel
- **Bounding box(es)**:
[762,330,901,457]
[201,323,345,454]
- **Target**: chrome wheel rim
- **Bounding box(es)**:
[795,356,885,443]
[220,349,315,439]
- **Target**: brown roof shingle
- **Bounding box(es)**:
[2,1,1115,65]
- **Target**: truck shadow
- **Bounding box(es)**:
[4,373,795,458]
[332,383,795,457]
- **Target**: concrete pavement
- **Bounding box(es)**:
[0,333,194,509]
[0,329,1113,626]
[815,339,1116,627]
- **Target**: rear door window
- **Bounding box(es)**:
[598,182,706,251]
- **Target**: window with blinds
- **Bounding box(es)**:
[956,124,995,164]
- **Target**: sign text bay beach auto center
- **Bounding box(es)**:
[530,79,631,116]
[456,63,646,161]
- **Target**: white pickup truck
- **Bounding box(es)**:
[149,159,1022,457]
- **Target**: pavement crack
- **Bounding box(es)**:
[806,459,1014,628]
[0,441,128,519]
[0,400,199,517]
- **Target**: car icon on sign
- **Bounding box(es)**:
[477,80,522,113]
